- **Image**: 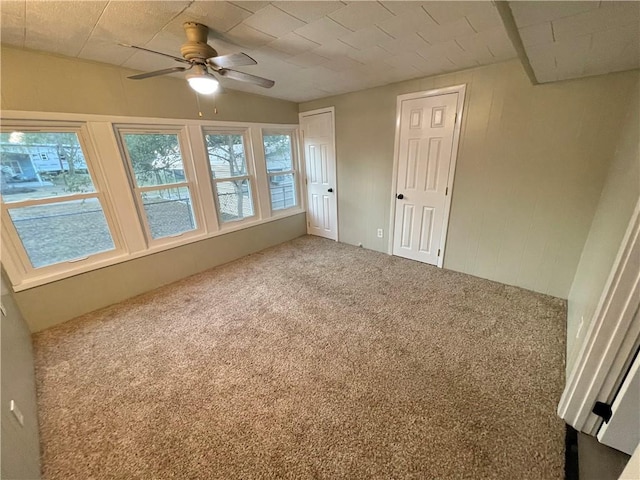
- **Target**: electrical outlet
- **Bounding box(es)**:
[377,228,383,238]
[576,316,584,338]
[10,400,24,427]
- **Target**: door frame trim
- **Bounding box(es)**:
[387,85,467,267]
[299,106,338,241]
[558,198,640,435]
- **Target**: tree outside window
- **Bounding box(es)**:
[205,133,254,222]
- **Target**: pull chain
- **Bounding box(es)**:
[195,92,203,118]
[195,92,219,116]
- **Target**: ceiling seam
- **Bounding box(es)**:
[465,17,478,34]
[77,1,110,58]
[415,32,433,46]
[269,3,306,23]
[230,2,258,15]
[156,1,196,37]
[325,15,356,34]
[373,25,395,42]
[377,2,395,16]
[420,6,440,26]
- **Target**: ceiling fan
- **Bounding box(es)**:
[121,22,275,94]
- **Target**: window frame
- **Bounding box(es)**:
[115,125,206,246]
[261,128,301,214]
[0,110,303,292]
[202,127,260,228]
[0,122,126,279]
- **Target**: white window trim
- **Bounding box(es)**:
[115,125,206,246]
[0,122,127,279]
[1,110,303,292]
[202,127,261,228]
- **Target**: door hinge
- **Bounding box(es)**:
[437,249,441,257]
[445,187,448,196]
[592,401,613,423]
[305,178,308,185]
[454,112,458,124]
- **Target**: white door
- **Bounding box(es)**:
[300,109,338,241]
[392,92,460,265]
[597,340,640,455]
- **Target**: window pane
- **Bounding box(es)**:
[215,180,254,222]
[1,131,95,203]
[269,173,296,211]
[122,133,186,187]
[263,133,293,173]
[141,187,196,239]
[8,198,115,268]
[205,134,248,178]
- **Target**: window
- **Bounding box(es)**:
[0,130,118,269]
[262,131,298,211]
[1,113,302,291]
[2,160,23,175]
[119,131,199,241]
[204,132,255,223]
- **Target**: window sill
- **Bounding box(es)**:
[9,207,305,292]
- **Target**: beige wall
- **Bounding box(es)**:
[0,46,299,123]
[1,46,305,331]
[300,60,639,299]
[16,214,306,332]
[1,272,41,479]
[566,76,640,373]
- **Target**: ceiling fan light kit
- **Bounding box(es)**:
[186,66,219,95]
[122,22,274,95]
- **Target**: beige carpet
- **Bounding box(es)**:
[33,236,566,479]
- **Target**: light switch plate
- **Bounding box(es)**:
[10,400,24,427]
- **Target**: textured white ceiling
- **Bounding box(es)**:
[1,1,637,102]
[0,0,516,102]
[510,1,640,83]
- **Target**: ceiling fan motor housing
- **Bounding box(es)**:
[180,22,217,61]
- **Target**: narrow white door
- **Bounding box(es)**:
[300,109,337,240]
[392,92,459,265]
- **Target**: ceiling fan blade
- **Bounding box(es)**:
[208,52,257,69]
[128,66,190,80]
[119,43,191,64]
[218,69,275,88]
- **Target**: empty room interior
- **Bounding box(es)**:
[1,1,639,479]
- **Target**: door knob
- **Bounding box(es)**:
[396,193,404,199]
[328,188,334,192]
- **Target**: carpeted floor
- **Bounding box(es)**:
[33,236,567,479]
